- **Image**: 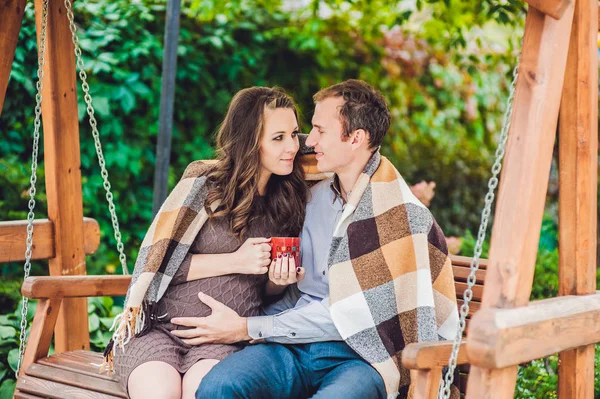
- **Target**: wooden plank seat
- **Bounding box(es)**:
[15,352,126,399]
[15,255,487,398]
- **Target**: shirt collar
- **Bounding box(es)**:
[329,175,350,205]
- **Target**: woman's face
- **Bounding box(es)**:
[259,107,300,177]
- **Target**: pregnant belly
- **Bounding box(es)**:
[156,274,267,325]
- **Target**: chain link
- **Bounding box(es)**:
[64,0,129,275]
[16,0,49,377]
[438,58,521,398]
[17,0,131,375]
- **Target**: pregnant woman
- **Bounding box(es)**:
[104,87,308,399]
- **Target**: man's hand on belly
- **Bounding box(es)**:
[170,292,251,344]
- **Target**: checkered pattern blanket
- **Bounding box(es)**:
[327,151,459,398]
[103,161,217,373]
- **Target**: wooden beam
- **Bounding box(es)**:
[0,0,26,115]
[449,255,488,269]
[22,275,131,299]
[558,0,598,396]
[34,0,89,353]
[465,3,575,398]
[524,0,572,19]
[467,294,600,369]
[0,218,100,262]
[410,369,443,399]
[403,341,470,370]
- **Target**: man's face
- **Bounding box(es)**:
[306,96,353,173]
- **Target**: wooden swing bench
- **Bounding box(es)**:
[9,239,486,399]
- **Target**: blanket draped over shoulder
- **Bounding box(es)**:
[327,151,459,398]
[102,161,217,373]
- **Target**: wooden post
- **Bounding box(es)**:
[524,0,573,20]
[465,4,575,398]
[558,0,598,396]
[34,0,89,352]
[0,0,27,115]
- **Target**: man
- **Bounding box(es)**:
[172,80,459,398]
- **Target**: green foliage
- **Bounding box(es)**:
[515,345,600,398]
[0,301,36,398]
[88,297,123,352]
[516,356,559,398]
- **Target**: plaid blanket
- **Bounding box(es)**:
[327,151,459,398]
[103,161,217,372]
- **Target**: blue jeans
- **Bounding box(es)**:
[196,341,386,399]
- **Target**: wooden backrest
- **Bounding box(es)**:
[450,255,487,335]
[450,255,487,395]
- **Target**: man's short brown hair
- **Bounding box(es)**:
[313,79,391,149]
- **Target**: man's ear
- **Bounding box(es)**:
[351,129,369,149]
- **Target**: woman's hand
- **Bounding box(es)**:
[268,253,306,286]
[231,237,272,275]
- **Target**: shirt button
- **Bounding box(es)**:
[322,270,326,276]
[258,331,262,338]
[291,332,296,336]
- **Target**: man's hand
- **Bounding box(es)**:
[170,292,251,345]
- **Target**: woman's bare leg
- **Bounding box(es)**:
[182,359,220,399]
[128,361,182,399]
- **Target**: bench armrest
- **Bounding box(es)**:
[402,341,470,370]
[21,275,131,299]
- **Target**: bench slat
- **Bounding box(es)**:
[16,374,122,399]
[25,363,126,398]
[37,351,116,382]
[452,265,486,284]
[455,282,484,302]
[13,391,44,399]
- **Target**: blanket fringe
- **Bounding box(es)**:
[100,306,144,375]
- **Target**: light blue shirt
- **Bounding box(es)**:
[247,178,344,343]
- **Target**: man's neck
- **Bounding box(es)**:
[335,151,373,201]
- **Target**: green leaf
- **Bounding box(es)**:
[0,366,7,383]
[93,97,111,118]
[89,313,100,333]
[120,88,136,114]
[0,379,16,399]
[7,348,19,372]
[101,296,114,310]
[100,317,115,329]
[0,326,16,340]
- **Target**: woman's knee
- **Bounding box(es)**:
[128,361,181,399]
[182,359,219,399]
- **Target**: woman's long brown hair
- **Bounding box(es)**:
[204,87,308,238]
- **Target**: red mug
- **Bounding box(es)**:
[271,237,301,266]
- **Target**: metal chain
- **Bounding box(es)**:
[439,56,521,398]
[64,0,129,275]
[16,0,49,377]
